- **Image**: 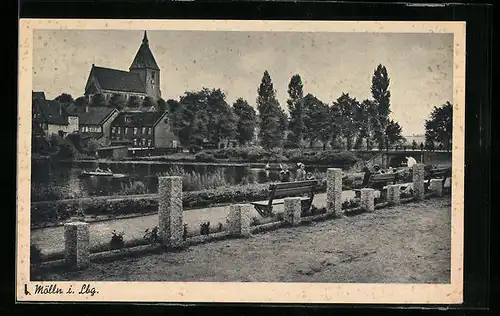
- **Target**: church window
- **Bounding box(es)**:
[125,116,132,123]
[125,127,128,134]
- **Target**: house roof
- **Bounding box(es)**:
[33,99,69,125]
[88,66,147,94]
[32,91,46,100]
[129,31,160,71]
[111,111,167,127]
[72,106,117,125]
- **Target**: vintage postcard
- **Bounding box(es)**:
[17,19,465,304]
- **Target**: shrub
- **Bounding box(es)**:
[143,226,160,245]
[30,245,42,265]
[120,181,148,195]
[110,230,125,250]
[194,151,216,162]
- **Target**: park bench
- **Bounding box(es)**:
[251,180,317,218]
[354,172,398,199]
[424,167,451,191]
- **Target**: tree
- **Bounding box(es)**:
[233,98,257,146]
[90,93,106,107]
[157,98,168,112]
[302,94,330,148]
[256,70,283,149]
[174,90,208,147]
[127,95,140,108]
[371,64,392,147]
[385,119,405,147]
[55,93,73,104]
[166,99,181,113]
[425,101,453,150]
[109,94,126,110]
[286,74,305,144]
[142,96,157,111]
[74,96,89,113]
[333,93,359,150]
[328,102,343,149]
[205,89,236,144]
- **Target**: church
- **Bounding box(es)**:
[84,31,162,103]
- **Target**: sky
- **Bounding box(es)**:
[32,29,453,135]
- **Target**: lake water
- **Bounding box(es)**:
[31,159,330,200]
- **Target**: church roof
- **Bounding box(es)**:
[111,111,167,127]
[129,31,160,71]
[90,66,147,94]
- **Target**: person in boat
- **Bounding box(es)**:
[295,162,307,181]
[95,167,103,173]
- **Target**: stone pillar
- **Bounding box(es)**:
[284,197,301,225]
[387,184,400,206]
[412,163,425,201]
[228,204,251,237]
[158,176,184,248]
[326,168,342,217]
[360,188,375,213]
[429,179,443,197]
[64,221,90,270]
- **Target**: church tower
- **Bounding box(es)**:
[129,31,161,100]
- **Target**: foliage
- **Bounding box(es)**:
[233,98,257,146]
[90,93,107,107]
[385,119,405,146]
[143,226,160,245]
[333,93,360,150]
[371,64,392,147]
[199,222,210,236]
[127,96,140,108]
[119,181,148,195]
[30,244,43,265]
[158,166,227,191]
[55,93,74,104]
[142,96,157,110]
[109,94,126,110]
[303,93,331,148]
[110,230,125,250]
[286,74,305,145]
[425,101,453,150]
[257,71,283,149]
[194,151,216,163]
[157,98,168,112]
[48,134,78,159]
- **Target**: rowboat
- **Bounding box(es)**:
[79,171,128,179]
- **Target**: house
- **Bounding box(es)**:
[67,105,120,146]
[84,31,161,103]
[109,111,177,148]
[32,95,79,137]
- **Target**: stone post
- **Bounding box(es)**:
[326,168,343,217]
[412,163,425,201]
[64,221,90,270]
[429,179,443,197]
[228,204,251,237]
[360,188,375,213]
[284,197,302,226]
[158,176,184,248]
[387,184,400,206]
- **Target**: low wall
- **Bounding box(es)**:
[31,164,451,272]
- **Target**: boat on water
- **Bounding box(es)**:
[79,168,128,179]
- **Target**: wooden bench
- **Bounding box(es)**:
[251,180,317,218]
[354,172,397,199]
[424,167,451,190]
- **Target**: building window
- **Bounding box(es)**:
[142,139,146,146]
[134,127,138,135]
[117,127,122,134]
[125,127,128,134]
[142,127,146,134]
[112,127,115,134]
[133,139,137,146]
[147,140,152,147]
[172,140,177,148]
[147,127,152,135]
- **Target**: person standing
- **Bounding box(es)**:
[295,162,306,181]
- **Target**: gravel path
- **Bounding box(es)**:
[36,197,451,283]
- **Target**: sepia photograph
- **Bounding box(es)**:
[17,19,465,303]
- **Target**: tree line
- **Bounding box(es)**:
[51,63,452,151]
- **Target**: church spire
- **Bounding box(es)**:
[142,30,149,45]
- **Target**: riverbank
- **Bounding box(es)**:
[35,196,451,283]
